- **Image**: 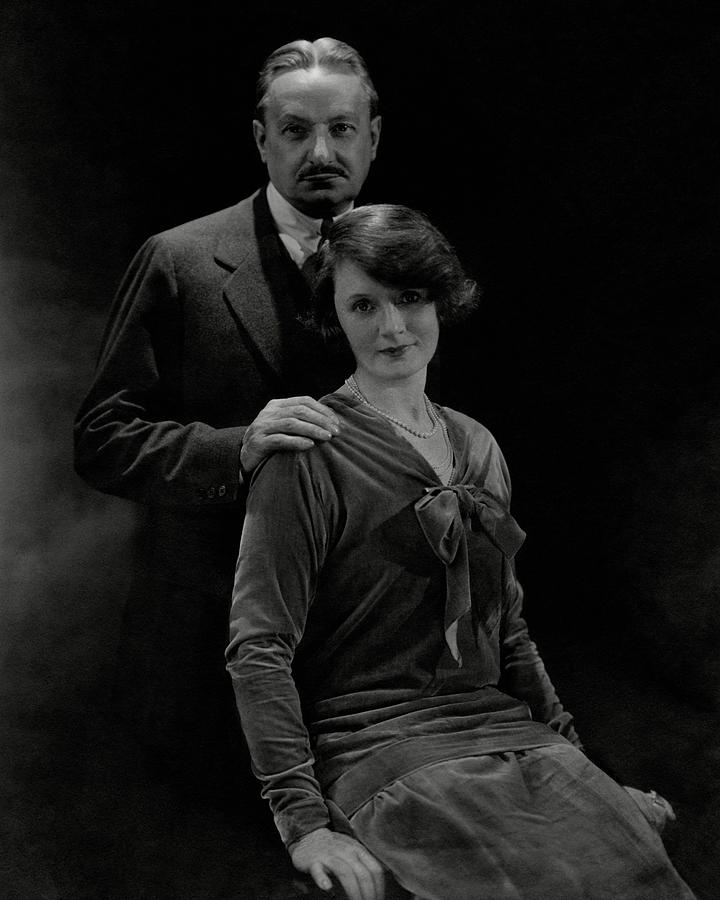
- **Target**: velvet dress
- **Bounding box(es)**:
[226,394,695,899]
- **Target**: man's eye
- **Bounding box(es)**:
[332,123,355,135]
[283,124,306,136]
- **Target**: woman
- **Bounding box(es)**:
[226,205,694,900]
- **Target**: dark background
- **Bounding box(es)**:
[1,1,719,897]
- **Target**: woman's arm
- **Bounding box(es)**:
[229,633,331,842]
[233,632,386,899]
[226,450,386,899]
[499,565,584,748]
[226,451,331,844]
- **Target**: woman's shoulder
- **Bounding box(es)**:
[319,391,354,413]
[438,405,512,498]
[247,395,357,495]
[436,404,499,447]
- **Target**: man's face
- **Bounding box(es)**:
[254,68,381,218]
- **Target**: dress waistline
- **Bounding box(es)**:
[324,721,570,817]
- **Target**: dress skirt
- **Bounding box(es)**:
[346,744,695,900]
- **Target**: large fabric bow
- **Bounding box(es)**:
[414,484,526,667]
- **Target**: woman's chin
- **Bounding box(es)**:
[362,351,432,381]
[367,363,427,384]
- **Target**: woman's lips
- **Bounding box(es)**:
[379,344,415,356]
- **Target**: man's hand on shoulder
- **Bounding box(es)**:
[240,396,341,473]
[290,827,385,900]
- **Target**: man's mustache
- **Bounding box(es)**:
[299,165,346,179]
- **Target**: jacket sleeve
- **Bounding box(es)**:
[74,235,247,506]
[499,566,584,749]
[226,451,332,848]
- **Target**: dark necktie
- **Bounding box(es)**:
[301,217,333,285]
[319,216,333,244]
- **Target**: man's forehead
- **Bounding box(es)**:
[264,68,369,118]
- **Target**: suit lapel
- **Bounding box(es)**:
[215,189,296,383]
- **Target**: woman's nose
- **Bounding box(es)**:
[379,305,406,335]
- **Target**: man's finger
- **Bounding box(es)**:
[241,435,315,470]
[273,398,341,429]
[255,407,339,435]
[262,434,316,453]
[281,404,341,432]
[261,417,335,441]
[276,395,338,412]
[295,408,341,432]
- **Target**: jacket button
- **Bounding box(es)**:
[218,484,227,497]
[206,486,216,499]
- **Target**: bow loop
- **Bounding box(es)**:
[414,483,526,670]
[415,485,470,566]
[471,489,526,559]
[415,484,525,563]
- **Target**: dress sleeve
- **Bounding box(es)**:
[226,450,333,847]
[499,566,584,749]
[463,421,583,748]
[73,235,246,506]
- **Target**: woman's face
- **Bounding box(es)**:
[333,260,439,385]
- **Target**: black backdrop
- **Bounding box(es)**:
[2,2,719,898]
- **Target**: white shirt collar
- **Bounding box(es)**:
[266,182,351,267]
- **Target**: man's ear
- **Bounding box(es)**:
[253,119,267,163]
[369,115,382,160]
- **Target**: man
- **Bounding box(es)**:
[74,37,382,794]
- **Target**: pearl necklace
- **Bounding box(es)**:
[345,375,455,482]
[428,428,454,474]
[345,375,440,439]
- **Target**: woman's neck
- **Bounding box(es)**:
[350,369,430,428]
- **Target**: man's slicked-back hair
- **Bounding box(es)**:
[255,37,379,122]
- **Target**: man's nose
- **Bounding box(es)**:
[309,130,331,165]
[379,305,406,335]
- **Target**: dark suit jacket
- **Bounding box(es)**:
[75,186,337,504]
[74,187,342,774]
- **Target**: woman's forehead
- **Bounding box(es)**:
[332,260,421,297]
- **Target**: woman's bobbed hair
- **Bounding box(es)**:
[306,204,480,344]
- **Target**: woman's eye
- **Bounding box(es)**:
[352,299,374,313]
[400,290,423,304]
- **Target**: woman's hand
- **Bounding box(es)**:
[289,827,385,900]
[623,785,677,834]
[240,397,341,473]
